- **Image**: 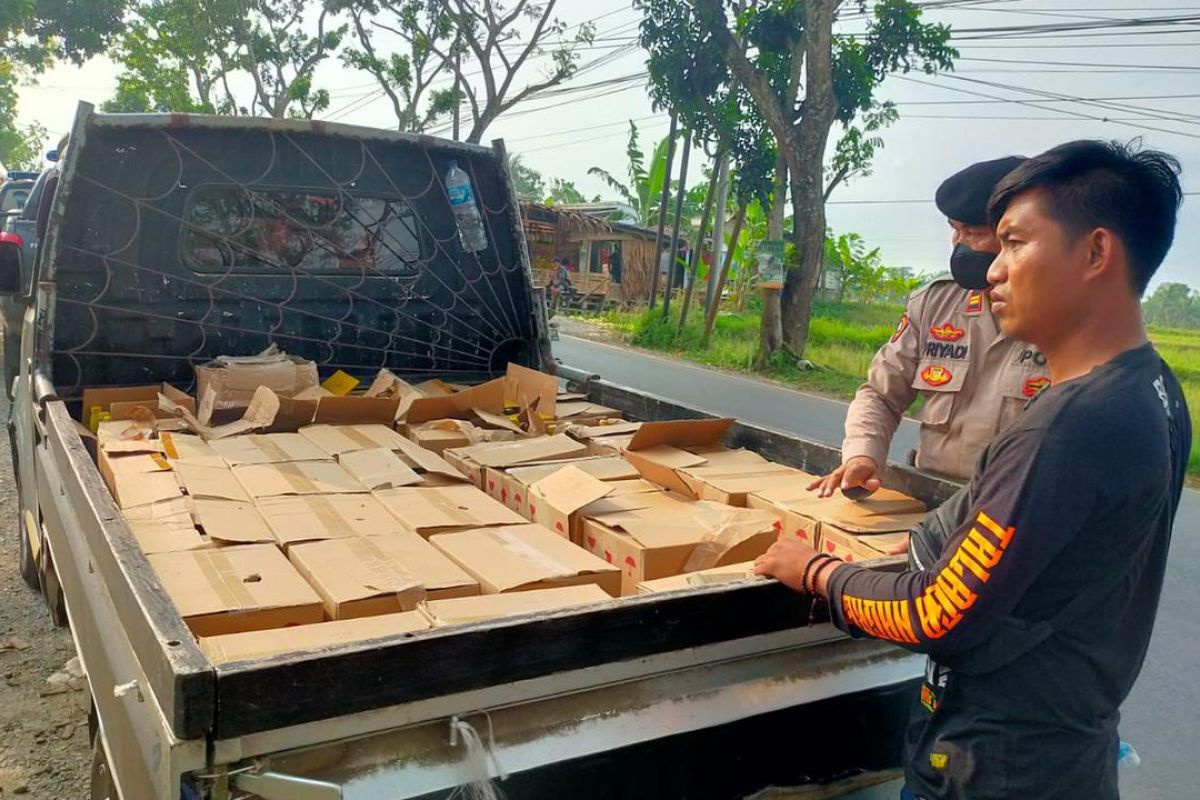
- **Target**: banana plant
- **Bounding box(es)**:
[587,121,681,226]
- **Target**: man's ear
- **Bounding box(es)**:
[1083,227,1120,284]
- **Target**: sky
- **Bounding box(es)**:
[13,0,1200,292]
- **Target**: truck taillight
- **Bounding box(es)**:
[0,232,22,247]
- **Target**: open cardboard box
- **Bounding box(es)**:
[299,423,410,457]
[748,487,926,551]
[83,383,195,423]
[232,461,365,499]
[209,433,330,466]
[419,584,612,628]
[148,544,324,637]
[496,456,639,510]
[255,494,410,548]
[373,484,526,538]
[336,448,423,491]
[200,610,431,664]
[430,524,621,596]
[524,466,662,544]
[194,347,319,416]
[288,532,479,619]
[444,434,588,488]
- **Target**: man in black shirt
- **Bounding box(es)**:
[756,140,1189,799]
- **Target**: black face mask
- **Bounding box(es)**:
[950,243,995,290]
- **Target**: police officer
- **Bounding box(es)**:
[812,156,1048,497]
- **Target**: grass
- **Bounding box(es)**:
[565,306,1200,475]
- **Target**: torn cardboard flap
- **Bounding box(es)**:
[458,434,588,469]
[530,466,615,516]
[108,467,184,509]
[148,544,324,637]
[159,385,280,440]
[257,493,409,545]
[392,436,470,482]
[233,461,366,499]
[430,524,620,595]
[374,484,526,536]
[627,418,735,452]
[470,409,527,436]
[420,584,610,628]
[299,423,410,456]
[127,518,213,555]
[337,448,423,491]
[404,377,507,424]
[158,433,224,467]
[506,363,558,417]
[200,611,431,664]
[624,447,707,497]
[682,508,781,572]
[174,463,253,503]
[209,433,331,466]
[365,368,418,399]
[191,498,275,544]
[122,496,191,522]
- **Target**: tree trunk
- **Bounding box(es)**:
[757,155,786,368]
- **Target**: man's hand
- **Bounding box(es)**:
[807,455,882,499]
[754,535,820,594]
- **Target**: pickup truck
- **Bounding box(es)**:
[3,103,956,800]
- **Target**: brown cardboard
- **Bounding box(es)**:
[121,496,191,522]
[106,461,183,509]
[191,498,275,544]
[587,434,637,457]
[524,466,615,539]
[431,524,621,596]
[623,446,707,497]
[256,493,409,547]
[149,544,324,637]
[312,396,402,426]
[336,448,423,491]
[392,436,471,483]
[413,379,455,397]
[288,532,478,619]
[636,561,761,594]
[566,420,643,441]
[365,369,418,399]
[161,385,280,440]
[409,424,472,454]
[374,484,526,537]
[501,457,639,511]
[175,463,252,503]
[158,433,224,467]
[445,435,588,487]
[680,465,812,506]
[581,505,777,595]
[96,419,158,447]
[200,610,431,664]
[194,348,319,413]
[626,418,735,452]
[506,363,558,417]
[747,488,925,549]
[233,461,365,499]
[817,526,910,563]
[299,423,411,456]
[420,584,611,627]
[552,401,622,426]
[470,409,527,436]
[82,383,195,421]
[209,433,330,466]
[127,519,214,555]
[404,377,507,424]
[266,395,320,432]
[557,391,588,402]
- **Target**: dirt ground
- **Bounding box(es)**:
[0,394,91,798]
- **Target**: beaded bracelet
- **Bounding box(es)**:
[801,554,833,594]
[809,556,844,594]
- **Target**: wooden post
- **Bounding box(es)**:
[678,151,722,332]
[661,135,692,320]
[703,200,746,346]
[649,113,678,309]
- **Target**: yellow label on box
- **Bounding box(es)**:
[321,370,361,396]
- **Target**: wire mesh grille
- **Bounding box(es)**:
[46,122,540,400]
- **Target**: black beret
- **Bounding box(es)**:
[935,156,1026,226]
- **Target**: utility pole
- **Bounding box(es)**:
[661,135,691,320]
[706,153,730,318]
[649,113,678,309]
[451,38,462,140]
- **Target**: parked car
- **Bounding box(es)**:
[0,167,55,396]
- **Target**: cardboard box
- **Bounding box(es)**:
[174,463,252,503]
[404,377,506,424]
[408,424,473,454]
[103,456,183,509]
[587,434,637,457]
[500,456,640,510]
[209,433,330,466]
[581,505,779,595]
[391,436,471,483]
[82,383,195,422]
[336,448,423,491]
[552,401,622,426]
[747,487,926,550]
[565,420,643,442]
[149,544,324,637]
[819,527,912,564]
[190,498,275,545]
[506,363,558,417]
[288,532,479,619]
[233,461,365,499]
[636,561,760,594]
[299,423,411,456]
[195,347,319,414]
[420,585,611,627]
[121,496,190,522]
[200,611,431,664]
[311,396,402,426]
[627,417,736,452]
[125,517,214,555]
[680,465,813,506]
[374,484,525,537]
[162,385,281,440]
[525,468,662,544]
[431,524,621,596]
[158,432,224,467]
[444,434,588,487]
[256,493,410,547]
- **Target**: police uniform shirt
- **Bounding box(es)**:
[842,277,1049,480]
[826,343,1190,799]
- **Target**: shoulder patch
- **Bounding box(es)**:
[891,314,910,343]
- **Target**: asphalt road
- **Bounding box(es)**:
[556,334,1195,799]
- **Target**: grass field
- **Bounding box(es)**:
[564,301,1200,475]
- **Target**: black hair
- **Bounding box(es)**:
[987,139,1183,295]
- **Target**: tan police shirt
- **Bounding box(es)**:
[842,277,1050,480]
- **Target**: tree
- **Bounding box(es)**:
[1143,282,1199,329]
[587,121,679,225]
[0,62,48,169]
[104,0,345,118]
[338,0,595,141]
[545,178,598,205]
[637,0,954,359]
[508,153,545,201]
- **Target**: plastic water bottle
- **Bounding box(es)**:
[446,160,488,253]
[1118,740,1141,768]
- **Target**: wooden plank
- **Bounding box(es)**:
[214,580,814,738]
[44,401,214,738]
